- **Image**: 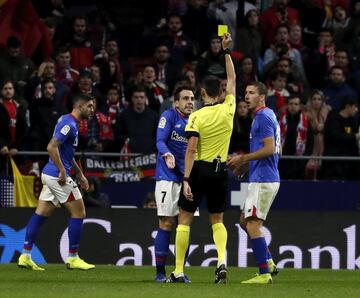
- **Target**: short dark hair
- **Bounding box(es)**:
[41,79,55,89]
[7,36,21,48]
[132,84,147,95]
[173,84,194,101]
[340,95,358,110]
[247,81,267,96]
[72,93,93,105]
[202,75,220,98]
[287,93,302,103]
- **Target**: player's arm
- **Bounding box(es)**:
[222,33,236,97]
[72,158,89,191]
[156,112,175,169]
[183,136,198,201]
[47,137,67,185]
[228,137,274,170]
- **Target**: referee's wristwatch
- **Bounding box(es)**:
[183,177,190,182]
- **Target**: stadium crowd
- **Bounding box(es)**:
[0,0,360,180]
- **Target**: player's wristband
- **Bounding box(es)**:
[223,48,231,55]
[183,177,190,182]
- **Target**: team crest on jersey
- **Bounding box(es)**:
[60,125,70,135]
[158,117,166,128]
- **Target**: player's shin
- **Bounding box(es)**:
[155,228,171,275]
[68,218,83,257]
[22,213,48,254]
[251,237,270,274]
[174,224,190,276]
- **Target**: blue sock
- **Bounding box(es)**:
[251,237,270,274]
[267,247,273,260]
[22,213,47,254]
[68,218,83,257]
[155,228,171,275]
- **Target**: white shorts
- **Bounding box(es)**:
[244,182,280,220]
[155,180,181,217]
[39,173,83,205]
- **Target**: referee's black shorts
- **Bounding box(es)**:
[179,160,228,214]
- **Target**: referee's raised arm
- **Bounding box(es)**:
[222,33,236,97]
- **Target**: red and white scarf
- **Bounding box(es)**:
[280,111,308,156]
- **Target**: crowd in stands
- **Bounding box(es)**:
[0,0,360,180]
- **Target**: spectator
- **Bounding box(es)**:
[306,28,336,88]
[99,86,124,129]
[235,8,262,71]
[141,65,168,113]
[114,85,158,154]
[263,24,305,76]
[78,98,114,152]
[153,43,181,94]
[260,0,301,47]
[182,0,218,56]
[196,35,231,82]
[304,89,331,179]
[143,191,157,209]
[322,66,357,111]
[0,36,35,96]
[67,16,95,71]
[0,80,29,174]
[24,59,69,113]
[229,99,252,154]
[82,176,111,208]
[55,46,79,88]
[279,94,312,179]
[322,95,360,180]
[237,56,258,99]
[207,0,256,50]
[67,69,104,111]
[266,70,289,117]
[26,79,61,176]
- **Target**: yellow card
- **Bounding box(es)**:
[218,25,228,37]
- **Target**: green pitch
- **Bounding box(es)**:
[1,264,360,298]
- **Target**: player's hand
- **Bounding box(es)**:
[227,154,246,171]
[0,146,9,155]
[78,174,89,191]
[9,148,18,156]
[222,33,232,50]
[183,181,193,201]
[163,152,175,169]
[58,169,67,186]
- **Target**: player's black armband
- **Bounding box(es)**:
[183,177,190,182]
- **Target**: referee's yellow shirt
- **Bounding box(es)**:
[185,94,236,163]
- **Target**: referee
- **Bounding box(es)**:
[167,33,236,283]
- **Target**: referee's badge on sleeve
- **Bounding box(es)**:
[60,125,70,135]
[158,117,166,128]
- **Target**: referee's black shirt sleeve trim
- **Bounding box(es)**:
[186,131,199,139]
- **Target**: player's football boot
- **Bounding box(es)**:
[166,272,191,283]
[268,259,279,276]
[17,254,45,271]
[66,256,95,270]
[154,273,167,283]
[214,264,228,284]
[241,273,273,284]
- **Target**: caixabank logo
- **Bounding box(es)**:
[0,224,46,264]
[1,210,360,269]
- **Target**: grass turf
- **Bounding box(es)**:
[1,264,360,298]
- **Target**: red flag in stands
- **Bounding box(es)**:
[0,0,52,59]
